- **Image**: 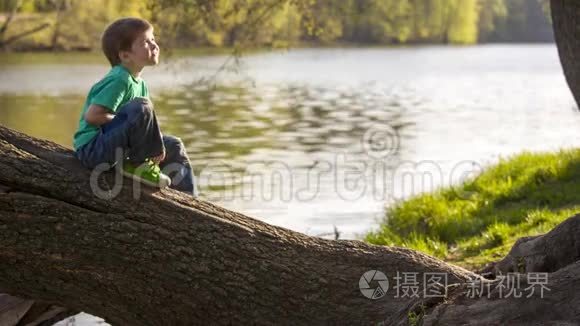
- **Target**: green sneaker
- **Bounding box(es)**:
[121,159,171,188]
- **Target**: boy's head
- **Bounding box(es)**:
[101,17,159,68]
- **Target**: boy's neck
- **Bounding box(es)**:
[120,63,143,80]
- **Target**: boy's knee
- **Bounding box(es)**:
[122,97,154,116]
[164,135,187,158]
[164,135,184,150]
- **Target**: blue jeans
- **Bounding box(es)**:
[75,98,198,197]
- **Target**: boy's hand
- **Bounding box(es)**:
[151,132,166,164]
[85,104,114,126]
[151,149,166,164]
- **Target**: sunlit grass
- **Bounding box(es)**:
[365,149,580,270]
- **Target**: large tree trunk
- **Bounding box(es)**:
[551,0,580,109]
[1,127,580,325]
[0,124,476,325]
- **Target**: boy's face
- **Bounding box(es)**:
[120,28,159,68]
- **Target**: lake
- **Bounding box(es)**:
[1,44,579,325]
[1,45,578,239]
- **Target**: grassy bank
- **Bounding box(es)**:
[365,149,580,270]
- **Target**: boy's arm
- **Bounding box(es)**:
[84,104,115,126]
[85,77,128,126]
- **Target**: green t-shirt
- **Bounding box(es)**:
[73,64,149,150]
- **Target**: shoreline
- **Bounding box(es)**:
[0,42,556,66]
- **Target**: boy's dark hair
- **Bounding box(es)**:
[101,17,153,67]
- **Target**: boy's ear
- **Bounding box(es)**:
[119,50,130,63]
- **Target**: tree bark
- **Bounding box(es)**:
[423,259,580,326]
[431,213,580,325]
[550,0,580,109]
[479,214,580,277]
[1,125,580,325]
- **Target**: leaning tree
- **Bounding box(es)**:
[1,0,579,325]
[551,0,580,109]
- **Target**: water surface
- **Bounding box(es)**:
[0,45,578,240]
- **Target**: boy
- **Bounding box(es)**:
[73,17,198,197]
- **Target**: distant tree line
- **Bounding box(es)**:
[0,0,553,51]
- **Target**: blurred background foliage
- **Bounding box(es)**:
[0,0,553,51]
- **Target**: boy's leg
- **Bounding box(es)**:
[76,97,164,169]
[159,135,199,197]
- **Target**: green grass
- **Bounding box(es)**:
[365,149,580,270]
